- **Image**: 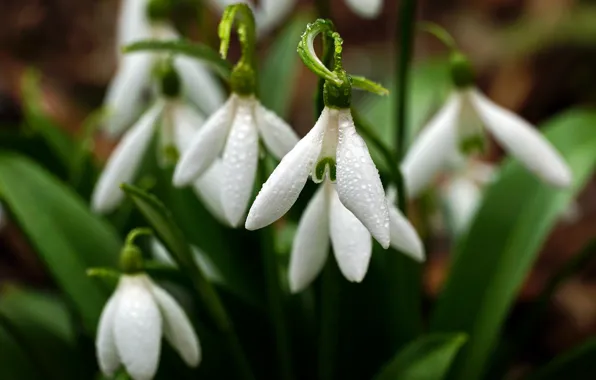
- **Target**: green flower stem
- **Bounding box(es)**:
[391,0,424,349]
[259,161,294,380]
[297,19,343,86]
[418,21,457,51]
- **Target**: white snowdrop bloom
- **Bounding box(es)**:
[173,93,299,227]
[401,87,572,198]
[207,0,296,36]
[96,274,200,380]
[105,0,224,136]
[345,0,383,19]
[288,180,423,292]
[91,97,226,216]
[245,106,391,249]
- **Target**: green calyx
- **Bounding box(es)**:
[314,157,337,182]
[450,52,475,89]
[119,228,153,274]
[159,62,181,98]
[146,0,172,22]
[230,63,257,96]
[324,70,351,109]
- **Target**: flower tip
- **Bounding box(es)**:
[549,167,573,189]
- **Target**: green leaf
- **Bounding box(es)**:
[0,153,121,333]
[124,40,232,79]
[259,13,312,117]
[351,75,389,96]
[0,324,40,380]
[0,287,88,380]
[526,338,596,380]
[375,333,468,380]
[429,109,596,380]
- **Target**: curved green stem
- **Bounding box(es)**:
[218,3,256,65]
[298,19,344,86]
[125,227,153,246]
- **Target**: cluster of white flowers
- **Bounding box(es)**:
[92,1,573,379]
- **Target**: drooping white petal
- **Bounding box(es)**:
[388,203,425,262]
[442,176,482,235]
[401,93,461,198]
[173,96,236,186]
[255,0,297,35]
[103,53,155,137]
[116,0,152,51]
[96,292,122,377]
[174,55,226,115]
[335,109,390,248]
[150,282,201,367]
[92,102,163,214]
[170,103,229,223]
[220,98,259,227]
[288,185,330,293]
[113,275,162,380]
[256,104,299,160]
[344,0,383,19]
[329,184,372,282]
[245,109,328,230]
[470,90,572,188]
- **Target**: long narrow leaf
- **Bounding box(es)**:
[0,153,120,333]
[375,333,467,380]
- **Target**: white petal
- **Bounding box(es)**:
[388,203,425,262]
[289,185,330,293]
[150,282,201,368]
[344,0,383,19]
[470,90,572,188]
[92,102,163,214]
[103,53,154,137]
[255,0,297,36]
[329,185,372,282]
[173,96,236,186]
[113,275,162,380]
[256,104,299,160]
[174,55,226,115]
[442,176,482,235]
[335,109,390,248]
[96,292,122,377]
[245,109,327,230]
[221,98,260,227]
[401,93,461,198]
[193,160,229,225]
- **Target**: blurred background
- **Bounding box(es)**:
[1,0,596,378]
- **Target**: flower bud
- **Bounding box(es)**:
[450,52,475,89]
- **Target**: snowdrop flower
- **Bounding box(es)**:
[288,179,424,292]
[173,3,299,227]
[105,0,224,136]
[345,0,383,19]
[92,64,227,217]
[247,19,424,288]
[96,229,200,380]
[97,274,200,380]
[402,53,572,197]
